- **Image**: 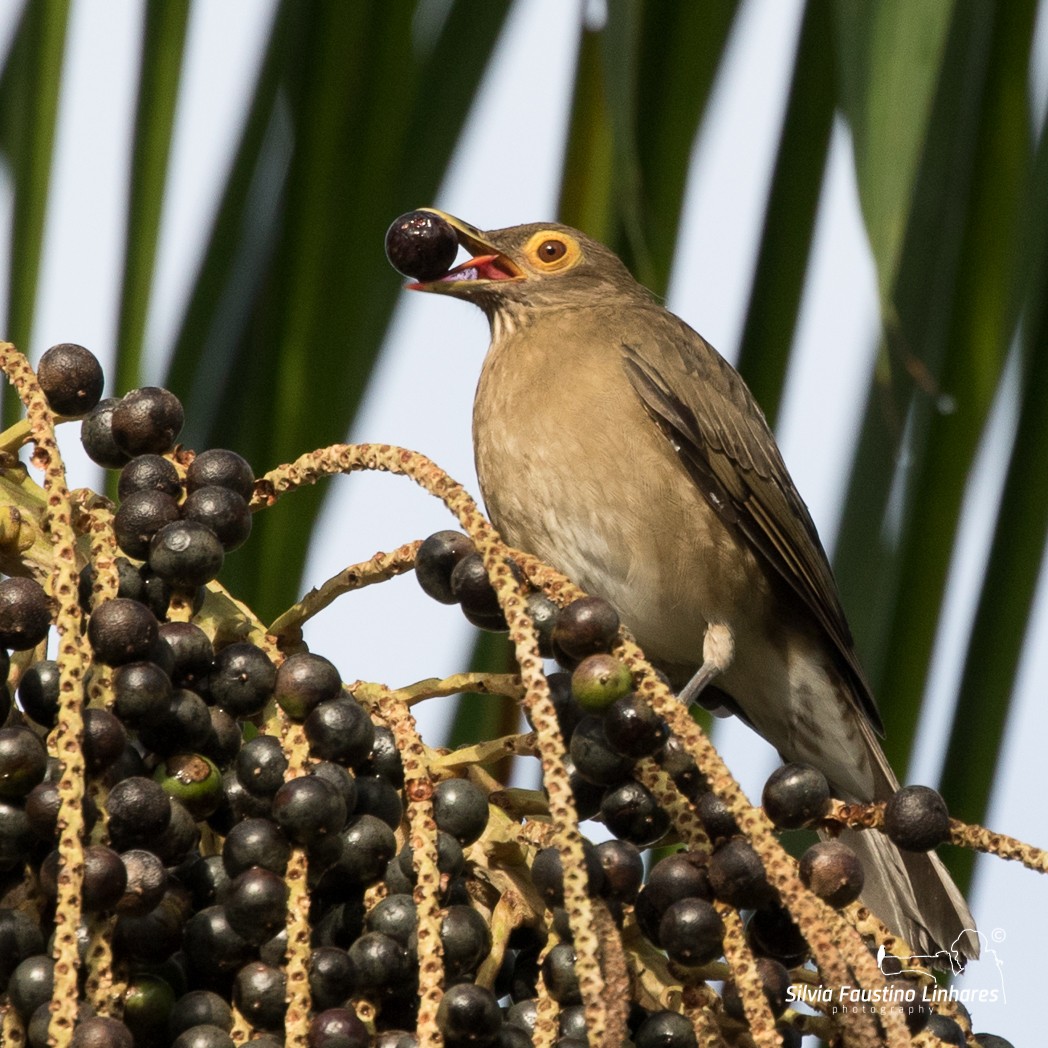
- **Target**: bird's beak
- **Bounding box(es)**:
[407,209,523,293]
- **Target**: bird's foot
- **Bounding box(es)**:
[678,622,735,707]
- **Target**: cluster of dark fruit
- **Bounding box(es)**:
[0,344,1016,1048]
[414,530,1010,1048]
[0,346,502,1048]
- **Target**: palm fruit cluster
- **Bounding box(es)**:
[0,336,1036,1048]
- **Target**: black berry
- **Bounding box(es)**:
[385,211,459,281]
[37,343,104,416]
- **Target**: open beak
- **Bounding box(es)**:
[407,209,524,292]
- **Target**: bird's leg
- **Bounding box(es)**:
[677,622,735,707]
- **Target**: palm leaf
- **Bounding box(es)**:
[164,0,511,621]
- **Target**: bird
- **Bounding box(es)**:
[400,208,977,960]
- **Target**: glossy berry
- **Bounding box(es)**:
[525,671,583,739]
[160,621,215,690]
[106,776,171,848]
[449,552,506,630]
[884,785,951,851]
[348,774,402,829]
[317,815,396,889]
[81,398,132,468]
[436,982,503,1045]
[524,591,558,656]
[201,707,241,767]
[118,454,182,499]
[308,1008,369,1048]
[656,734,707,799]
[182,906,254,984]
[26,781,86,841]
[112,660,173,727]
[0,727,48,798]
[646,852,712,913]
[8,954,54,1018]
[305,695,375,767]
[568,715,632,786]
[530,841,604,907]
[385,210,459,281]
[433,777,488,846]
[148,520,224,588]
[136,689,213,756]
[209,642,276,716]
[366,893,417,947]
[272,775,347,845]
[41,842,127,912]
[696,790,739,842]
[311,761,359,816]
[440,904,492,982]
[275,652,343,720]
[225,866,289,944]
[595,839,644,903]
[116,849,168,915]
[540,943,581,1005]
[111,386,185,456]
[762,762,831,828]
[88,598,159,666]
[415,530,476,605]
[70,1016,134,1048]
[155,753,224,818]
[570,653,632,711]
[182,486,252,552]
[0,908,45,987]
[347,931,410,995]
[924,1014,967,1047]
[708,838,774,908]
[82,706,128,772]
[357,725,404,787]
[17,659,61,727]
[308,948,356,1012]
[37,343,104,416]
[600,779,670,847]
[798,840,864,907]
[236,735,288,797]
[171,1026,235,1048]
[223,817,291,878]
[602,691,668,758]
[186,449,255,499]
[114,489,181,559]
[397,831,464,887]
[168,990,233,1039]
[659,897,725,966]
[0,577,51,651]
[634,1011,698,1048]
[233,961,286,1031]
[551,596,620,661]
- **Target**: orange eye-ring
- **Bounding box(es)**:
[524,231,581,272]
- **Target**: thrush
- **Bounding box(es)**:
[398,209,977,960]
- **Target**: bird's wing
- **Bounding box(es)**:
[621,310,882,734]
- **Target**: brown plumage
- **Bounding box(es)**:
[406,210,977,960]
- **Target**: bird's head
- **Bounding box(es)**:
[406,209,650,323]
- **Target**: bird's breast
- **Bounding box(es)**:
[471,316,774,672]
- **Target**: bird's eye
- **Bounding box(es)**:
[537,239,567,263]
[523,230,581,272]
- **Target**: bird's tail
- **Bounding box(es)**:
[841,826,979,964]
[820,708,979,963]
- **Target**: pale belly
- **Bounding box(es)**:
[471,325,880,800]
